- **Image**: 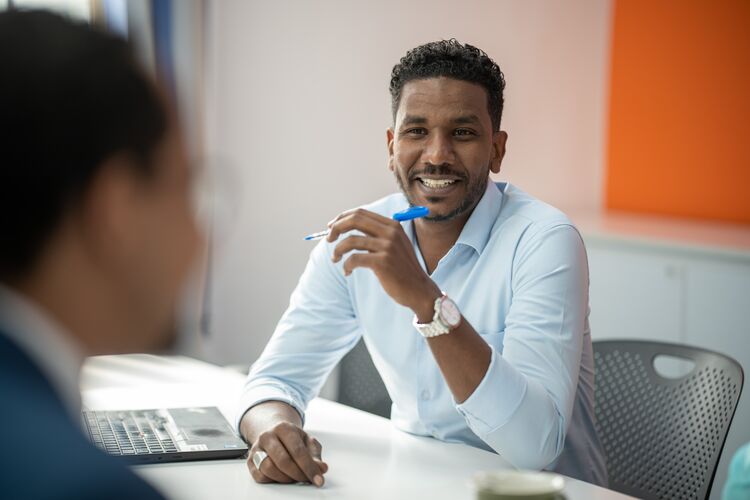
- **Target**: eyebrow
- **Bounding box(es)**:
[400,114,483,127]
[453,114,482,125]
[401,115,427,126]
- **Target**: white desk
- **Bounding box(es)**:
[81,354,633,500]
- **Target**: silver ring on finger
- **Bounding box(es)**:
[252,450,269,470]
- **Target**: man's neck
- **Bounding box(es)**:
[413,211,471,274]
[13,241,130,357]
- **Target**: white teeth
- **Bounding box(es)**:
[420,178,456,188]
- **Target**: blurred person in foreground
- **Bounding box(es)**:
[238,40,607,488]
[0,10,201,499]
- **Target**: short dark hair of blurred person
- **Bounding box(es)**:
[0,9,202,499]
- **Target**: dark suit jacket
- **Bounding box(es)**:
[0,330,165,500]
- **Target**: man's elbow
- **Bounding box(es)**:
[481,421,565,471]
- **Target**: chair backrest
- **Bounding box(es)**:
[337,338,392,419]
[593,340,744,500]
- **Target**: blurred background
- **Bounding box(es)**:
[2,1,748,497]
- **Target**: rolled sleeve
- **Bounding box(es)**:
[456,223,588,470]
[235,380,307,433]
[455,347,527,434]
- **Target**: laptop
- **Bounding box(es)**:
[82,406,248,464]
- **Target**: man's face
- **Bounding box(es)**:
[112,123,203,353]
[387,77,507,222]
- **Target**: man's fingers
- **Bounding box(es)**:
[247,458,274,484]
[258,457,297,484]
[332,235,385,263]
[306,435,323,460]
[306,435,328,473]
[247,448,295,484]
[327,209,400,243]
[277,430,325,487]
[342,252,381,276]
[328,207,391,229]
[259,435,308,483]
[327,215,380,242]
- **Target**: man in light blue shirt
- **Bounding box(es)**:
[237,39,607,488]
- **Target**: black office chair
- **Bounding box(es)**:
[593,340,744,500]
[337,338,392,418]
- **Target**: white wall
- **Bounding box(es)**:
[203,0,613,364]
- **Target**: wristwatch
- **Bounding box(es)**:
[412,294,462,338]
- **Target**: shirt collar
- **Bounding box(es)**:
[404,180,505,257]
[454,181,505,255]
[0,284,85,419]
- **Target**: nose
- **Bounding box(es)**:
[422,131,455,166]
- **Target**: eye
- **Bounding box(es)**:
[404,127,427,136]
[454,128,477,137]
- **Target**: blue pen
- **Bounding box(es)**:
[304,206,430,241]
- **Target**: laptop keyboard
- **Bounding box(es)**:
[83,410,179,456]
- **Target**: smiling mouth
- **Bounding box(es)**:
[419,178,458,188]
[413,175,463,193]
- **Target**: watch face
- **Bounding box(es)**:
[440,297,461,327]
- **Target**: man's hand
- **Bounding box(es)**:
[248,422,327,486]
[241,401,328,487]
[328,208,441,319]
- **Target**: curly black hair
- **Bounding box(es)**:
[389,39,506,131]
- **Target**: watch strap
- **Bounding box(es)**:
[412,295,453,338]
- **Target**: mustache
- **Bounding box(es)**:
[409,165,467,181]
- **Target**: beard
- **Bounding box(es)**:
[394,163,490,222]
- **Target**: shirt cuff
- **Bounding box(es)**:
[235,381,307,435]
[455,347,528,435]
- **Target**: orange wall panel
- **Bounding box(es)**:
[606,0,750,223]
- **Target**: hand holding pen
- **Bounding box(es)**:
[317,205,443,316]
[304,206,429,241]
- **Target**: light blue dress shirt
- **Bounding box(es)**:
[237,182,607,486]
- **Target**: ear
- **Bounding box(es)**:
[79,155,144,271]
[490,131,508,174]
[386,128,395,172]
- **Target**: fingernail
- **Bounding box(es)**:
[314,475,324,487]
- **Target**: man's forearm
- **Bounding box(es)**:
[425,321,492,404]
[412,292,492,404]
[239,400,303,445]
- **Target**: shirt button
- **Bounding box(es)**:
[420,390,430,401]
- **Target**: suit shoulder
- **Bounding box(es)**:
[0,353,164,499]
